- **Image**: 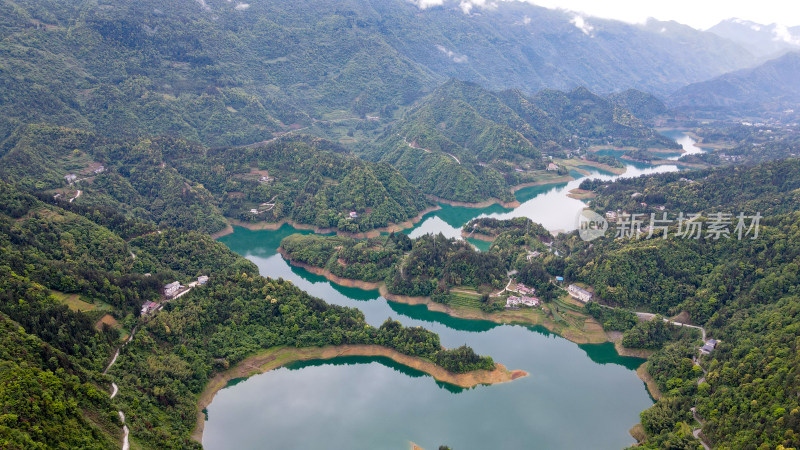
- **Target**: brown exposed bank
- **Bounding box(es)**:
[192,345,527,443]
[214,205,441,239]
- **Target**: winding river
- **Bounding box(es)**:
[204,139,689,449]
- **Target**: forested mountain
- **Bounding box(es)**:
[364,80,677,202]
[608,89,670,121]
[0,181,494,449]
[669,51,800,117]
[565,159,800,448]
[707,18,800,59]
[3,0,800,448]
[0,0,758,147]
[0,125,431,234]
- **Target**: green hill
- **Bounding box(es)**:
[0,125,430,234]
[366,80,677,202]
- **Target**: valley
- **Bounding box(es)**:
[2,1,800,449]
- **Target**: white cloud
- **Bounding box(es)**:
[412,0,498,15]
[409,0,800,31]
[234,2,250,10]
[523,15,532,24]
[413,0,446,9]
[772,24,800,45]
[570,15,594,36]
[436,44,469,63]
[194,0,210,11]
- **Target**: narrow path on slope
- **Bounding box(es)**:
[104,326,138,450]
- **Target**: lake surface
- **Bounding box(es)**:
[659,129,706,160]
[205,159,684,450]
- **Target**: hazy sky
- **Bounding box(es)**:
[420,0,800,29]
[528,0,800,29]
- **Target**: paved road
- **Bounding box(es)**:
[634,311,707,341]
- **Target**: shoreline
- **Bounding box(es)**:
[277,248,384,290]
[620,154,707,169]
[636,362,662,401]
[209,223,234,240]
[278,252,660,398]
[214,205,442,239]
[425,176,575,209]
[280,253,611,345]
[566,188,597,200]
[557,158,627,175]
[426,194,520,209]
[192,344,527,443]
[588,145,684,155]
[460,230,497,242]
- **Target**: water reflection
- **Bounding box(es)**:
[659,129,706,160]
[205,153,686,450]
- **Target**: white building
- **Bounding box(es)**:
[197,275,209,285]
[164,281,182,299]
[141,301,159,315]
[516,283,536,296]
[567,284,593,303]
[506,295,540,308]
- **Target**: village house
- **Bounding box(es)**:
[65,173,77,183]
[515,283,536,296]
[506,295,540,308]
[164,281,182,299]
[197,275,209,285]
[141,301,159,316]
[567,284,593,303]
[700,339,718,355]
[349,211,358,219]
[547,162,559,171]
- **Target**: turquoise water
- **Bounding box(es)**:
[204,160,684,450]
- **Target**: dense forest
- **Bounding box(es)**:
[0,125,431,234]
[281,217,558,303]
[2,0,800,448]
[0,181,494,448]
[361,80,679,203]
[0,0,755,148]
[566,159,800,448]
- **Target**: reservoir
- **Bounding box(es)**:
[205,160,680,450]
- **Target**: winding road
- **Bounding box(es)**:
[633,311,707,341]
[104,327,137,450]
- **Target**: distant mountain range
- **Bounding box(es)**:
[0,0,761,146]
[669,51,800,118]
[708,18,800,59]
